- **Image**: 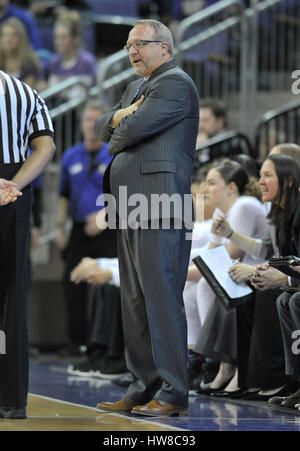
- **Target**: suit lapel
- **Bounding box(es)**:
[128,59,177,105]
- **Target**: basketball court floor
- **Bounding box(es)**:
[1,359,299,432]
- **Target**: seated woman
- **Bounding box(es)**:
[0,17,42,89]
[43,9,97,101]
[212,153,300,400]
[187,159,267,394]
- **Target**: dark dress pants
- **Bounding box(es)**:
[237,289,289,389]
[0,163,32,408]
[87,284,124,357]
[63,224,117,346]
[276,291,300,381]
[117,224,191,408]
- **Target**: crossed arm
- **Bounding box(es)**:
[94,77,193,155]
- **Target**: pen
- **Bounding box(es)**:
[232,258,240,266]
[215,215,226,231]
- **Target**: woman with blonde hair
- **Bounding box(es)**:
[0,17,42,89]
[44,9,96,100]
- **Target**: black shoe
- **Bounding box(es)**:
[197,379,232,396]
[112,372,135,387]
[67,347,106,377]
[226,389,248,399]
[268,396,288,406]
[188,351,205,372]
[189,372,205,391]
[94,356,127,379]
[245,386,293,402]
[211,388,245,398]
[198,362,219,391]
[0,407,26,419]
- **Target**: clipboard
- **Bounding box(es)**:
[192,246,253,311]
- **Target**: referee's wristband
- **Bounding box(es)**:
[226,230,234,239]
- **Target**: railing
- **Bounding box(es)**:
[255,97,300,159]
[195,131,254,170]
[176,0,244,100]
[240,0,300,137]
[40,76,90,160]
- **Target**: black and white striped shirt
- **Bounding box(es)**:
[0,71,54,165]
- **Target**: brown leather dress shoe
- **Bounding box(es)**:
[131,399,188,417]
[96,398,137,412]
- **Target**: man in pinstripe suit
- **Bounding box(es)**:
[95,19,199,416]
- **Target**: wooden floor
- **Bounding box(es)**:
[0,394,180,431]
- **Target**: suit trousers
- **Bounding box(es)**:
[276,291,300,381]
[117,224,191,408]
[0,163,32,408]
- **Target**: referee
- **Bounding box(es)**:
[0,70,55,419]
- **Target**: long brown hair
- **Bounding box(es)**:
[266,154,300,226]
[214,159,261,201]
[0,18,41,76]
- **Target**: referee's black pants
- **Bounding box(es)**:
[0,163,32,408]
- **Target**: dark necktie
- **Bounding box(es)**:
[133,77,147,100]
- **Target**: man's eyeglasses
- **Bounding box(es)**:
[124,40,163,52]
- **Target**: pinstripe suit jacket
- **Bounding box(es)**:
[95,59,199,223]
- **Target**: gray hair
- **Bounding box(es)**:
[134,19,174,57]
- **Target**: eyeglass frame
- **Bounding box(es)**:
[124,40,164,52]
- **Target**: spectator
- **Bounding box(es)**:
[0,17,42,89]
[197,98,227,145]
[269,142,300,163]
[195,98,243,167]
[67,256,127,379]
[56,100,117,356]
[43,9,96,101]
[0,0,42,49]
